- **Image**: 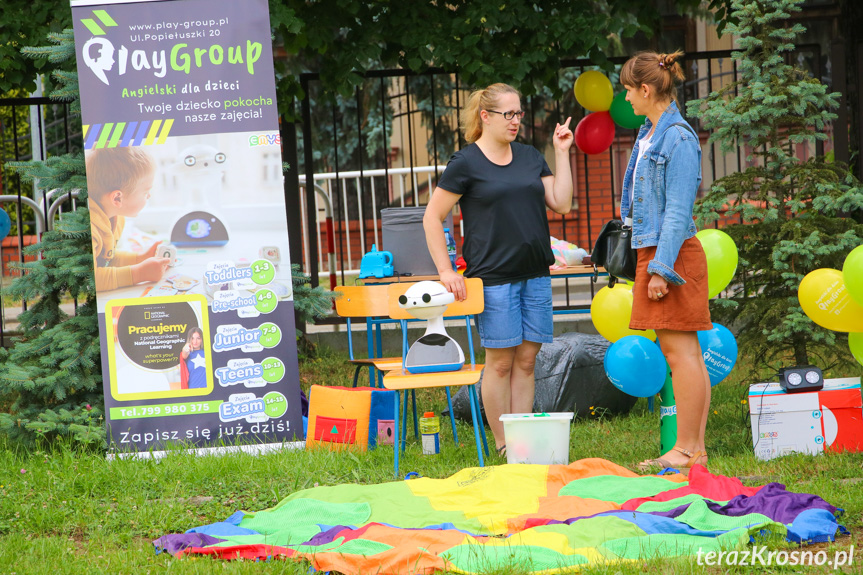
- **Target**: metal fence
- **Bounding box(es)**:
[295,46,835,291]
[0,96,83,340]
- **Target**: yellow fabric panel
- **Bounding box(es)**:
[407,465,549,533]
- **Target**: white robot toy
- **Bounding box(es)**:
[397,281,464,374]
[169,144,230,247]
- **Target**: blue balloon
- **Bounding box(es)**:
[603,335,668,397]
[0,209,11,241]
[697,323,738,386]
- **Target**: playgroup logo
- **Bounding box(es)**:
[697,546,854,568]
[77,7,262,87]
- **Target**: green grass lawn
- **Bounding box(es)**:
[0,346,861,574]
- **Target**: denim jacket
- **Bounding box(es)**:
[620,101,702,285]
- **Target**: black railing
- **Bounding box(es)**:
[293,46,839,289]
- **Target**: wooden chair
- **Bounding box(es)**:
[333,285,404,387]
[383,278,490,477]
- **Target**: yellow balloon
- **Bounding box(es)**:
[590,283,657,343]
[798,268,863,332]
[574,71,614,112]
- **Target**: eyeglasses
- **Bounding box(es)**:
[486,109,526,121]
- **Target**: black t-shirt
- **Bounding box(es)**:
[436,142,554,286]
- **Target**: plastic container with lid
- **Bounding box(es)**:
[499,412,574,464]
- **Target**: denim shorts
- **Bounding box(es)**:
[476,276,553,348]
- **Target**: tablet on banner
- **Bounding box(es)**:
[70,0,303,456]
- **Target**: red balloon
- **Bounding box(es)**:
[574,111,615,155]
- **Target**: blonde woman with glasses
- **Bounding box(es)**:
[423,83,573,456]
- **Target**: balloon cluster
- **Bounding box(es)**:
[797,245,863,366]
[597,229,742,396]
[572,71,646,155]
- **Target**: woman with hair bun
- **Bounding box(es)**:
[619,51,712,474]
[423,83,573,456]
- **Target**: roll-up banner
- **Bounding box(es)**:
[70,0,303,456]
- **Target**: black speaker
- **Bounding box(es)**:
[778,365,823,393]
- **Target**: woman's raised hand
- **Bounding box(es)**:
[553,117,573,151]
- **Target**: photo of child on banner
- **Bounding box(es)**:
[88,132,292,313]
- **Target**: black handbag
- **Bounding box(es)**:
[590,122,697,287]
[591,206,636,287]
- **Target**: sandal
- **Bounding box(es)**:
[637,446,708,476]
[496,444,507,458]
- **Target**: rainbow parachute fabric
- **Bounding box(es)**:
[154,458,845,574]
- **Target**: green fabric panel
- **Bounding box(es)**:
[600,530,751,561]
[526,516,647,549]
[201,533,319,548]
[240,498,370,538]
[673,500,783,535]
[306,538,393,557]
[635,493,726,513]
[271,482,479,532]
[558,475,683,503]
[444,543,590,574]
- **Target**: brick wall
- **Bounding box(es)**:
[1,235,38,277]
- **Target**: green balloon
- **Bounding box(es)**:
[843,244,863,308]
[609,91,646,130]
[850,332,863,367]
[696,229,739,299]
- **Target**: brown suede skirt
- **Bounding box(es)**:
[629,236,712,332]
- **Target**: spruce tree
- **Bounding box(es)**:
[0,30,103,444]
[688,0,863,375]
[0,31,333,445]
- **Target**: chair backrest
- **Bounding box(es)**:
[385,278,484,320]
[334,285,391,318]
[334,284,396,364]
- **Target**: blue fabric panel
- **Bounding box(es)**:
[186,521,259,537]
[596,510,726,538]
[786,508,847,544]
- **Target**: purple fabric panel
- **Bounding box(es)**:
[153,533,225,555]
[305,525,352,546]
[650,483,839,525]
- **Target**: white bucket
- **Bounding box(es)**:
[499,412,574,465]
